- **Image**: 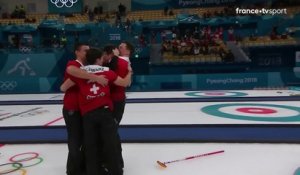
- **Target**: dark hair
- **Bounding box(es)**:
[107,55,118,71]
[123,41,134,55]
[103,44,117,55]
[74,42,88,52]
[103,44,118,70]
[86,48,103,65]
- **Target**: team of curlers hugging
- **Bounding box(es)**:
[60,41,134,175]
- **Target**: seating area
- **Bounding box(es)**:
[126,6,224,21]
[63,14,89,24]
[0,14,59,25]
[162,51,223,64]
[0,5,299,25]
[242,36,298,47]
[162,40,229,64]
[0,5,299,67]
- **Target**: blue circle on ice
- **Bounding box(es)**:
[185,91,248,97]
[201,103,300,122]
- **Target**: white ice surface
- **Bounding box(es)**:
[0,90,299,101]
[1,143,300,175]
[1,101,300,127]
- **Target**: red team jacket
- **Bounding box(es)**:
[63,60,83,111]
[110,57,129,102]
[71,65,118,115]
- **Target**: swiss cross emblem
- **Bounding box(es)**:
[90,84,100,94]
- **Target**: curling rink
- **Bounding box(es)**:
[1,143,300,175]
[0,89,299,102]
[2,101,300,127]
[1,90,300,175]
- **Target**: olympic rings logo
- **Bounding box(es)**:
[0,152,43,175]
[19,47,31,53]
[0,81,17,91]
[50,0,78,8]
[134,47,142,53]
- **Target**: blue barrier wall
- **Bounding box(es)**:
[249,45,300,68]
[128,72,287,91]
[0,50,66,93]
[0,45,299,93]
[1,69,298,93]
[0,11,299,93]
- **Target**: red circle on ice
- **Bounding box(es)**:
[204,92,225,96]
[236,107,277,114]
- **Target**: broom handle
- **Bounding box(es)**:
[165,150,224,164]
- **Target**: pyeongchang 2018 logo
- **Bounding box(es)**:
[50,0,78,8]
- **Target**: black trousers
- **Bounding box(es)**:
[112,101,126,124]
[112,101,125,168]
[63,108,85,175]
[83,107,123,175]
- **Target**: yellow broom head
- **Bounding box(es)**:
[157,161,167,168]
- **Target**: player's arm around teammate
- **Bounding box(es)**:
[102,43,133,170]
[63,48,131,175]
[66,64,109,86]
[60,68,131,92]
[61,43,90,175]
